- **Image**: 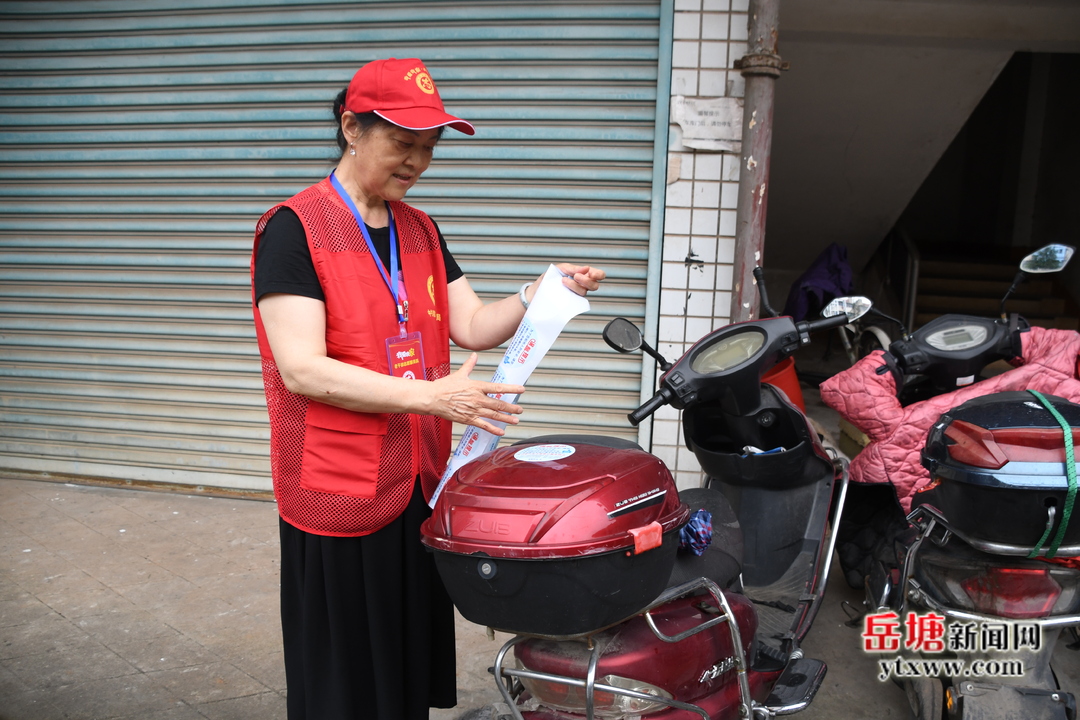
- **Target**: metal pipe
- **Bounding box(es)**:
[725,0,786,321]
[585,641,601,720]
[818,462,849,600]
[729,0,785,323]
[493,636,529,720]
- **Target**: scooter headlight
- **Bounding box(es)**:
[517,663,673,718]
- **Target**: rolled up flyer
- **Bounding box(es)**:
[429,264,591,507]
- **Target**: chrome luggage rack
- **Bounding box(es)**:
[491,577,748,720]
[902,505,1080,627]
[908,503,1080,558]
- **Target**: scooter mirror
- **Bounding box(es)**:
[821,296,873,323]
[603,318,644,354]
[1019,244,1075,274]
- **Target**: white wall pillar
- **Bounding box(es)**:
[655,0,749,488]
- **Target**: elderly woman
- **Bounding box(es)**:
[251,58,605,720]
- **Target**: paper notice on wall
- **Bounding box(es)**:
[428,265,590,507]
[671,95,743,153]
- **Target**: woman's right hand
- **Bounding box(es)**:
[426,353,525,435]
[259,294,523,429]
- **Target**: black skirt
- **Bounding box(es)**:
[278,480,457,719]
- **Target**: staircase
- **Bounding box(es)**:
[914,256,1079,331]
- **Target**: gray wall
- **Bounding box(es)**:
[762,0,1080,280]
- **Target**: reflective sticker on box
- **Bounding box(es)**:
[513,444,576,463]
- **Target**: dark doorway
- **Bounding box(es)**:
[894,52,1080,259]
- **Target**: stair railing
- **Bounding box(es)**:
[897,228,921,331]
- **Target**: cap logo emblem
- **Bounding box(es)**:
[415,72,435,95]
[403,66,436,95]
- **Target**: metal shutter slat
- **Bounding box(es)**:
[0,0,669,490]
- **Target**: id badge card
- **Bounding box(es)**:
[386,331,426,380]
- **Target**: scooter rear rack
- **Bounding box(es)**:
[492,577,743,720]
[908,503,1080,558]
[490,577,826,720]
[902,505,1080,628]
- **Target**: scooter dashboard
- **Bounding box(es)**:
[895,315,1013,370]
[690,328,766,375]
[888,314,1024,401]
[659,317,801,416]
[922,322,990,352]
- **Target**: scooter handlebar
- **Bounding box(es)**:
[799,313,851,336]
[628,387,675,426]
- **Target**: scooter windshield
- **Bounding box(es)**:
[690,330,765,374]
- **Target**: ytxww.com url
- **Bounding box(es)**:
[878,657,1024,682]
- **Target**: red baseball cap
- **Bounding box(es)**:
[344,58,475,135]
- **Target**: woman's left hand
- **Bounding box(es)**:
[448,263,607,353]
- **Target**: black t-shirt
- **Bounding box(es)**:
[254,206,463,303]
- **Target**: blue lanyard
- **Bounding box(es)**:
[328,171,408,325]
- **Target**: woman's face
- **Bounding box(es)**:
[347,120,440,205]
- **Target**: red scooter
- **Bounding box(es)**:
[421,271,873,719]
[822,244,1080,719]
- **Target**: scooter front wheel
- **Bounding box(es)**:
[857,324,892,358]
[903,676,945,720]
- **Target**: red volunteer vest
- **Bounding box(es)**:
[251,178,452,536]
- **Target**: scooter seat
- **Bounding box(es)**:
[668,488,743,590]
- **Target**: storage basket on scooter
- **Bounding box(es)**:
[918,391,1080,548]
[683,384,834,489]
[420,435,690,636]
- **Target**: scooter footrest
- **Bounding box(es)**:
[953,682,1075,720]
[762,657,827,711]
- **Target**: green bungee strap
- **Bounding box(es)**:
[1026,390,1077,559]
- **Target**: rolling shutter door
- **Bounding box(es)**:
[0,0,670,492]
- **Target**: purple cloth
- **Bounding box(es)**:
[782,243,853,321]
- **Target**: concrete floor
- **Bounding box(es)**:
[2,387,1078,718]
[0,475,284,720]
[0,472,904,720]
